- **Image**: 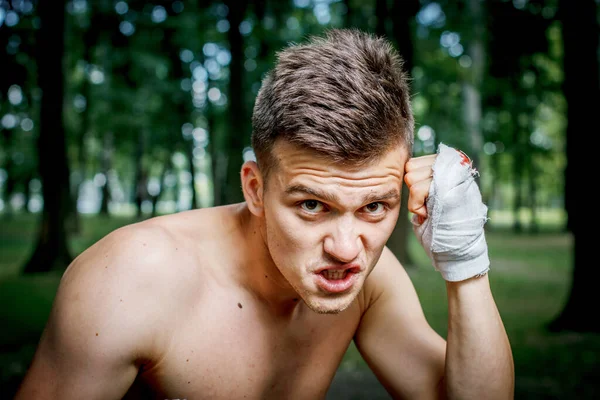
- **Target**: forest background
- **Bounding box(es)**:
[0,0,599,398]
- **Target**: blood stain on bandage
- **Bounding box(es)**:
[457,150,471,166]
[457,149,479,176]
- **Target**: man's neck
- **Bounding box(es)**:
[234,204,305,317]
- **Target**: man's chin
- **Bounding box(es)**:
[303,294,356,314]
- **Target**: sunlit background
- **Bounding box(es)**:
[0,0,568,220]
[1,0,598,399]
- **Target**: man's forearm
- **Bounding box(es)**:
[444,273,514,399]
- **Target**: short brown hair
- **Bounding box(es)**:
[251,28,414,179]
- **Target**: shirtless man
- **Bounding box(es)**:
[15,29,514,399]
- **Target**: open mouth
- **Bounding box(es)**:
[314,265,361,293]
[320,268,357,280]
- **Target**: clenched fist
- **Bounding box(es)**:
[404,143,490,282]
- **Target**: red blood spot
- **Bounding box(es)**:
[458,150,471,166]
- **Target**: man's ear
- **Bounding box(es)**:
[241,161,265,217]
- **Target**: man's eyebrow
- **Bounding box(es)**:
[363,189,400,204]
[285,185,400,204]
[285,185,339,203]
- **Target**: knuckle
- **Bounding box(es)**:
[409,183,422,199]
[404,173,414,187]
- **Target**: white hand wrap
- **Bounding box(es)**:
[412,143,490,282]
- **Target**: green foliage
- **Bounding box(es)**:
[0,0,570,215]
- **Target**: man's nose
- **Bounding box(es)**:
[323,216,362,263]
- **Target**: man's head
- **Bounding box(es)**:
[242,28,414,314]
[251,28,414,180]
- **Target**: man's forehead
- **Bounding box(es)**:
[264,145,406,206]
[271,140,409,178]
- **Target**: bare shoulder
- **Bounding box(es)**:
[63,209,224,308]
[14,217,196,398]
[64,216,180,294]
[67,206,229,282]
[55,218,187,352]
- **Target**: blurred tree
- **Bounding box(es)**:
[0,0,572,267]
[486,0,556,233]
[0,1,37,219]
[23,0,73,273]
[550,0,599,333]
[163,3,199,209]
[461,0,486,172]
[67,0,99,228]
[384,0,420,267]
[222,0,249,204]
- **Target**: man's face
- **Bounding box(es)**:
[261,141,408,314]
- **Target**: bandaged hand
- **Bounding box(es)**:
[404,143,490,282]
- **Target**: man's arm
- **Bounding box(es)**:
[406,144,514,398]
[355,247,513,399]
[355,145,514,399]
[444,273,514,399]
[354,246,447,399]
[14,225,172,400]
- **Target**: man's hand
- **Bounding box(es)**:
[404,153,436,224]
[404,143,490,282]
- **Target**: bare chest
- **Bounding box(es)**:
[134,294,362,400]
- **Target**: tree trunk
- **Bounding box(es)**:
[1,130,16,218]
[99,132,113,215]
[205,83,223,206]
[133,131,148,219]
[151,154,172,217]
[187,142,198,209]
[462,0,485,171]
[223,0,249,205]
[527,150,538,234]
[511,113,524,233]
[484,159,497,232]
[375,0,387,37]
[342,0,353,28]
[549,0,600,333]
[71,4,100,233]
[385,0,419,267]
[23,0,72,274]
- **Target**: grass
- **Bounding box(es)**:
[1,210,599,399]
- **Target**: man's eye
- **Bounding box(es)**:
[300,200,324,213]
[363,202,384,213]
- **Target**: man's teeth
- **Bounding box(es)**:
[322,269,347,280]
